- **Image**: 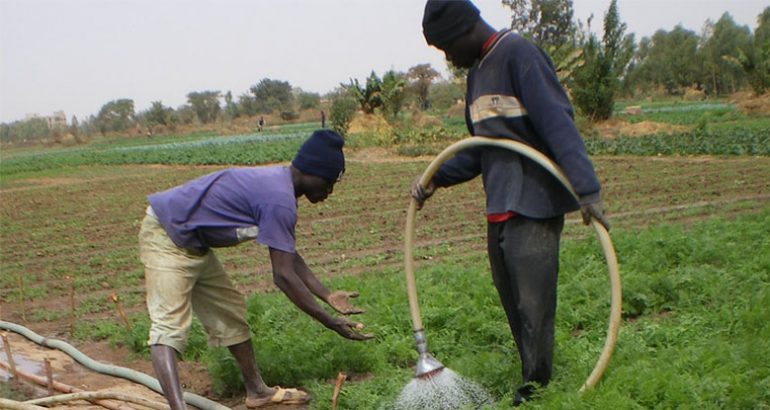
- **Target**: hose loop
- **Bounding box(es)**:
[404,136,622,391]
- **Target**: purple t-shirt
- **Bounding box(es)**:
[148,166,298,253]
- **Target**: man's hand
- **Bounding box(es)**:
[327,290,365,315]
[411,178,436,210]
[328,317,374,341]
[580,200,610,230]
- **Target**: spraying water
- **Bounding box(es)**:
[391,368,494,410]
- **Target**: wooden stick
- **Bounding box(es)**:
[0,356,137,410]
[110,293,132,331]
[18,274,26,321]
[331,371,347,410]
[44,358,54,395]
[2,333,17,379]
[67,276,75,337]
[26,391,169,410]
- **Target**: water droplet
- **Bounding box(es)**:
[388,368,494,410]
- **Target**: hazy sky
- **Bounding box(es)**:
[1,0,766,124]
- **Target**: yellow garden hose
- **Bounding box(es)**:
[404,136,622,392]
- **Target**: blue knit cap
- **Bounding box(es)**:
[422,0,481,49]
[292,130,346,183]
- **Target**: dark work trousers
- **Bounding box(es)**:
[487,215,564,388]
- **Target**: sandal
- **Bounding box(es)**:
[245,387,311,408]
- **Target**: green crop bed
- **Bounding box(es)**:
[2,111,769,408]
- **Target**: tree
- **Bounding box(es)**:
[630,26,701,95]
[0,118,50,144]
[447,63,468,90]
[175,104,196,125]
[224,91,239,119]
[724,7,770,95]
[145,101,173,127]
[70,115,80,137]
[186,91,221,124]
[407,64,440,110]
[296,89,321,110]
[97,99,135,134]
[426,80,465,111]
[699,13,752,96]
[569,1,634,120]
[79,115,100,137]
[0,123,10,144]
[329,89,358,137]
[380,70,407,120]
[348,71,383,114]
[238,93,258,117]
[250,78,294,114]
[504,0,575,49]
[503,0,580,84]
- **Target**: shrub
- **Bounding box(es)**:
[330,94,358,137]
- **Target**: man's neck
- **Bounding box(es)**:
[289,165,302,198]
[481,29,504,56]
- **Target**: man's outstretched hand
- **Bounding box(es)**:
[327,290,366,315]
[328,317,374,341]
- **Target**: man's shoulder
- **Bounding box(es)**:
[497,31,539,55]
[231,164,286,176]
[231,165,291,186]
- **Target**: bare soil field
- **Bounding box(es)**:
[2,153,769,408]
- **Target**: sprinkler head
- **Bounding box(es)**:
[413,329,446,378]
[415,352,445,379]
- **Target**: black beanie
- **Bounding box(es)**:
[292,130,346,183]
[422,0,481,49]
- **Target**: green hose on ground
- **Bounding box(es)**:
[0,320,230,410]
[0,398,47,410]
[404,136,622,392]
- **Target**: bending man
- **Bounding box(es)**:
[139,130,372,409]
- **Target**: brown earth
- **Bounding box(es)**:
[593,118,689,138]
[1,333,305,409]
[731,90,770,117]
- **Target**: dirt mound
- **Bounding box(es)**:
[683,87,707,101]
[410,111,443,128]
[348,113,393,134]
[731,91,770,116]
[446,101,466,118]
[594,119,689,138]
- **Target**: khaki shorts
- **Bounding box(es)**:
[138,208,250,353]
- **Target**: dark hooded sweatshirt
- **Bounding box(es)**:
[433,30,601,219]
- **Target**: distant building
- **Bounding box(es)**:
[25,111,67,128]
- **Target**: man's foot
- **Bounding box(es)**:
[513,383,536,407]
[245,386,311,408]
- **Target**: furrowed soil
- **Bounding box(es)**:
[1,152,769,409]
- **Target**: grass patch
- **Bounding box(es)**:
[615,103,742,126]
[102,210,770,408]
[585,128,770,156]
[0,128,311,178]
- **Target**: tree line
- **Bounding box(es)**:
[2,1,767,145]
[505,0,769,121]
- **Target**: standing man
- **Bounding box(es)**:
[415,0,610,405]
[139,130,373,409]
